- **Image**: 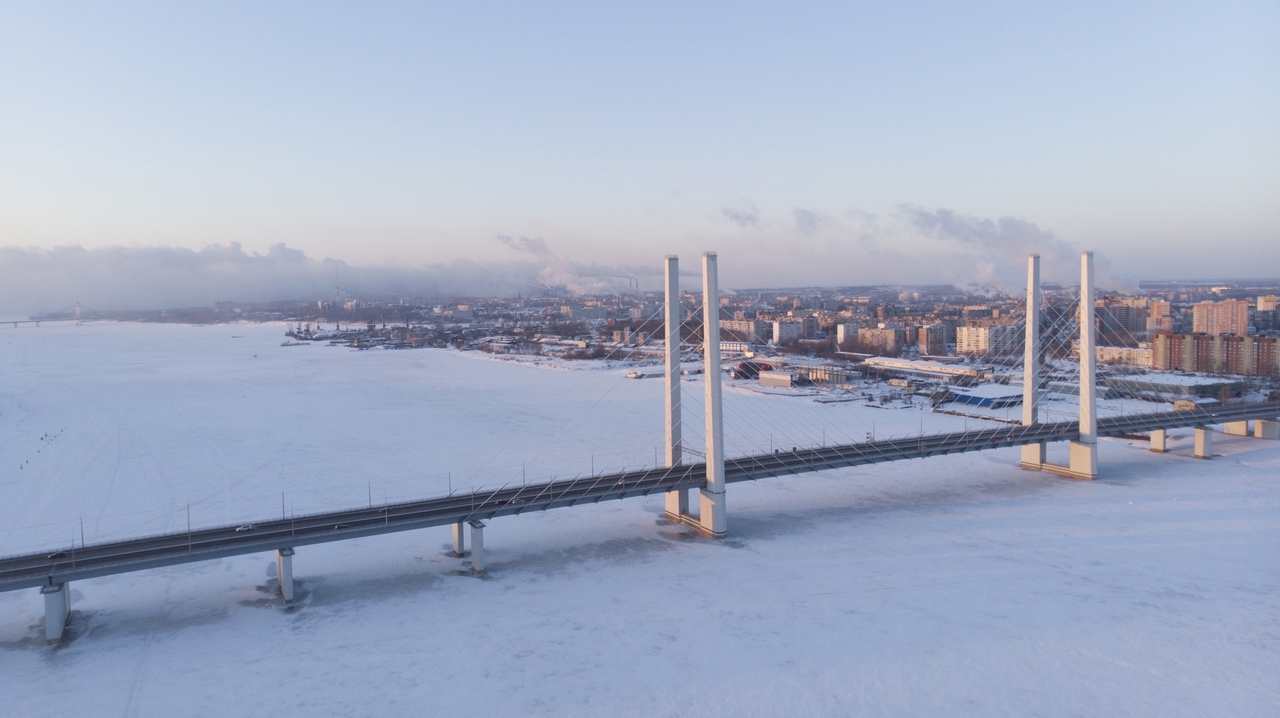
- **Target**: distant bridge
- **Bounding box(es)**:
[4,318,80,328]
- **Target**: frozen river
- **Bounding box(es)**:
[1,322,1277,716]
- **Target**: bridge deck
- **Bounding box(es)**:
[2,401,1276,593]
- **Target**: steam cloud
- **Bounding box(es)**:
[707,200,1139,291]
[498,237,666,295]
[1,205,1142,318]
[0,242,654,318]
[792,208,831,236]
[901,206,1138,292]
[494,235,552,256]
[721,202,760,229]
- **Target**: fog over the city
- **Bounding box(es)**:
[0,241,673,317]
[0,207,1151,316]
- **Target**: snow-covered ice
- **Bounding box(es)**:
[1,322,1277,716]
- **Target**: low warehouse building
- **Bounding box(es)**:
[949,384,1024,409]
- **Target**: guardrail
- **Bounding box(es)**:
[3,401,1276,593]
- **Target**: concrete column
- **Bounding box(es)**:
[1224,420,1250,437]
[1068,251,1099,480]
[451,521,466,557]
[41,582,70,644]
[275,548,295,604]
[663,255,688,518]
[700,252,727,537]
[1194,427,1213,459]
[1020,254,1046,468]
[469,520,485,574]
[1149,428,1167,452]
[1255,419,1279,440]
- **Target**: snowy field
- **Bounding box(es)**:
[1,322,1277,716]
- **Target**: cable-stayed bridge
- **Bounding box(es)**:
[3,399,1275,590]
[6,252,1280,644]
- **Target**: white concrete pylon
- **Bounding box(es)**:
[41,582,70,644]
[1194,427,1213,459]
[469,520,486,574]
[663,255,688,518]
[1224,421,1250,437]
[451,521,466,557]
[1150,428,1167,452]
[1256,419,1279,440]
[1068,251,1099,480]
[1020,254,1046,468]
[699,252,727,537]
[275,548,295,604]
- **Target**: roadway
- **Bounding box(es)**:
[2,400,1276,593]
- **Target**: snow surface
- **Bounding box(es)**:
[1,322,1277,716]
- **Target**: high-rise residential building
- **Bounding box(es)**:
[1192,300,1249,336]
[835,323,858,345]
[1152,332,1280,376]
[1146,300,1174,333]
[918,324,946,355]
[956,325,1020,356]
[1098,296,1151,336]
[722,319,768,342]
[1255,296,1278,332]
[857,327,904,353]
[772,320,805,344]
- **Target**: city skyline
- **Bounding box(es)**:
[1,2,1277,310]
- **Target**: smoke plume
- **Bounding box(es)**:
[0,242,655,317]
[900,206,1138,292]
[494,235,552,256]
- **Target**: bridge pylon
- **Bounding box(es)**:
[663,255,689,519]
[699,252,727,536]
[1020,254,1046,468]
[1042,251,1099,480]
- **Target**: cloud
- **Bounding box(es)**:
[792,208,832,235]
[899,206,1138,292]
[0,243,338,316]
[720,202,760,228]
[0,204,1144,317]
[901,206,1076,257]
[495,235,552,256]
[0,242,673,317]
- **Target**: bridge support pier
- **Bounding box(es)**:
[1150,429,1167,452]
[451,521,466,557]
[1020,441,1046,469]
[469,521,485,574]
[1194,427,1213,459]
[665,487,689,518]
[1256,419,1279,440]
[1224,420,1250,437]
[275,548,295,604]
[41,582,70,644]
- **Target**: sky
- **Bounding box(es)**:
[1,1,1277,311]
